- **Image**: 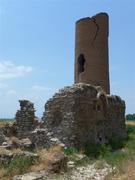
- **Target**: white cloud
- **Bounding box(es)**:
[0,61,33,81]
[31,85,51,92]
[0,82,8,89]
[7,90,17,96]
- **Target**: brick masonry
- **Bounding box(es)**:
[75,13,110,94]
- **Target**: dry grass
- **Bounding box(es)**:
[30,145,62,172]
[0,147,7,154]
[120,160,135,180]
[9,136,20,146]
[0,168,7,179]
[0,146,23,155]
[106,159,135,180]
[0,119,14,128]
[0,121,8,128]
[11,148,23,154]
[126,121,135,126]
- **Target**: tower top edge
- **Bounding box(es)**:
[76,12,109,24]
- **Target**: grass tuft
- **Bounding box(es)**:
[64,147,78,155]
[30,144,63,172]
[0,155,34,178]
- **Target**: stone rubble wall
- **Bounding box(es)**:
[15,100,38,138]
[30,83,127,148]
[9,84,127,148]
[106,95,127,139]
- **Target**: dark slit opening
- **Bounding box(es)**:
[78,54,86,73]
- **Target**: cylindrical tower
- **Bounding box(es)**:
[75,12,110,94]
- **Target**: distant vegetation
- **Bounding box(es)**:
[0,118,14,121]
[126,114,135,121]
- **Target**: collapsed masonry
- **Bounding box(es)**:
[30,83,127,148]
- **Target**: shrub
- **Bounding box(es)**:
[104,150,129,168]
[84,144,110,158]
[64,147,78,155]
[6,156,34,176]
[127,125,135,134]
[108,137,126,150]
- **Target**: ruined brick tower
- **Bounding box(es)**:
[27,12,127,148]
[75,12,110,94]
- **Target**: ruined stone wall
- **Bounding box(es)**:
[105,95,126,139]
[15,100,37,138]
[75,13,110,94]
[41,83,127,148]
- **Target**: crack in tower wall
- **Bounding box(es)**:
[91,17,99,45]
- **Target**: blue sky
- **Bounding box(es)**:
[0,0,135,118]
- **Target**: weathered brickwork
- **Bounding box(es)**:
[75,13,110,94]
